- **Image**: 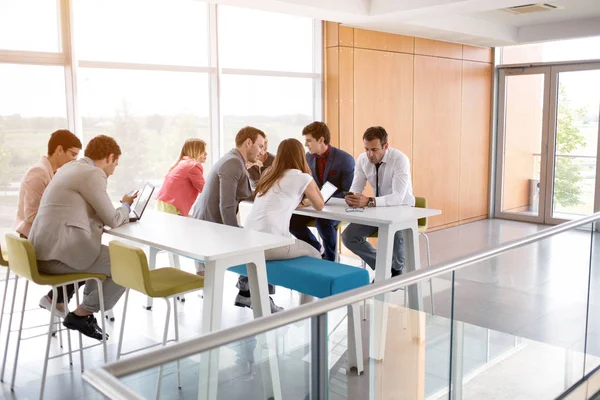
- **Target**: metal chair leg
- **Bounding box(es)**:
[74,289,84,372]
[170,254,185,302]
[0,268,11,344]
[0,268,12,374]
[63,286,73,365]
[11,280,29,390]
[146,247,159,310]
[155,298,171,399]
[95,277,108,363]
[117,289,130,360]
[173,298,181,389]
[38,286,56,399]
[1,275,19,382]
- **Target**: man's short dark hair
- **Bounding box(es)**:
[302,121,330,145]
[47,130,82,156]
[235,126,266,147]
[363,126,388,145]
[84,135,122,160]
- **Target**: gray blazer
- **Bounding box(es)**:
[29,157,129,270]
[191,149,251,227]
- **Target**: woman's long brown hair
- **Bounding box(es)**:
[255,138,311,197]
[168,138,207,173]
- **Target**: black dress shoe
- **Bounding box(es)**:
[63,312,108,341]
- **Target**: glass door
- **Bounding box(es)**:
[544,64,600,223]
[496,67,551,223]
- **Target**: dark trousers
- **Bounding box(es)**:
[289,214,339,261]
[20,233,85,304]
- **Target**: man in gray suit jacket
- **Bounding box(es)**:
[29,135,136,340]
[191,126,282,313]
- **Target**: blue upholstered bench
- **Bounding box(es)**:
[229,256,369,374]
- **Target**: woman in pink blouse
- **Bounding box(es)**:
[156,139,207,216]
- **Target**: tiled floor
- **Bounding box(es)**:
[0,218,599,399]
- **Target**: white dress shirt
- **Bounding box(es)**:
[350,148,415,207]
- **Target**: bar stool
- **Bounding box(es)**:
[109,240,204,397]
[145,247,185,310]
[104,247,185,322]
[2,234,108,399]
[0,244,65,368]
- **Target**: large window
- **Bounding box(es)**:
[218,5,314,73]
[77,68,211,198]
[0,64,67,236]
[0,0,61,53]
[0,0,322,235]
[221,75,314,153]
[74,0,209,66]
[218,5,321,154]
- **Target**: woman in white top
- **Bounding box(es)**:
[245,138,325,260]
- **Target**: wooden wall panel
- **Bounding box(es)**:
[339,26,354,47]
[323,21,494,231]
[413,55,463,227]
[338,47,354,154]
[415,37,463,60]
[354,28,414,54]
[462,45,493,63]
[353,49,414,161]
[460,61,492,220]
[324,21,339,48]
[325,47,340,147]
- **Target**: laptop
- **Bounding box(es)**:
[320,181,338,204]
[129,183,155,222]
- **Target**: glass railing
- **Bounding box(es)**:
[83,213,600,400]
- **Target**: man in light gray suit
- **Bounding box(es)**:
[191,126,282,313]
[29,135,136,340]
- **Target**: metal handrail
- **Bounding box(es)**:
[85,212,600,384]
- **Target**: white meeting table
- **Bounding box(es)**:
[104,210,294,400]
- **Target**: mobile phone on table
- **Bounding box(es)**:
[343,191,354,197]
[127,189,139,197]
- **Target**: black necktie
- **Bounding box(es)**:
[375,162,382,197]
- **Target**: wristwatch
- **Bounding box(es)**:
[367,197,375,208]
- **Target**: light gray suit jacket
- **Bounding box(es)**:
[29,157,130,270]
[191,149,251,227]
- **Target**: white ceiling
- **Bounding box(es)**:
[211,0,600,47]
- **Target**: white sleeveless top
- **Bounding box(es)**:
[245,169,313,237]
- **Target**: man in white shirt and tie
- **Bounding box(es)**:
[343,126,415,277]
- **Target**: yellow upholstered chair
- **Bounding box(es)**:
[109,240,204,394]
[2,234,107,399]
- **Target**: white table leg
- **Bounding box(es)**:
[347,303,364,375]
[198,260,224,400]
[371,224,394,361]
[403,223,423,311]
[247,253,282,400]
[146,247,160,310]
